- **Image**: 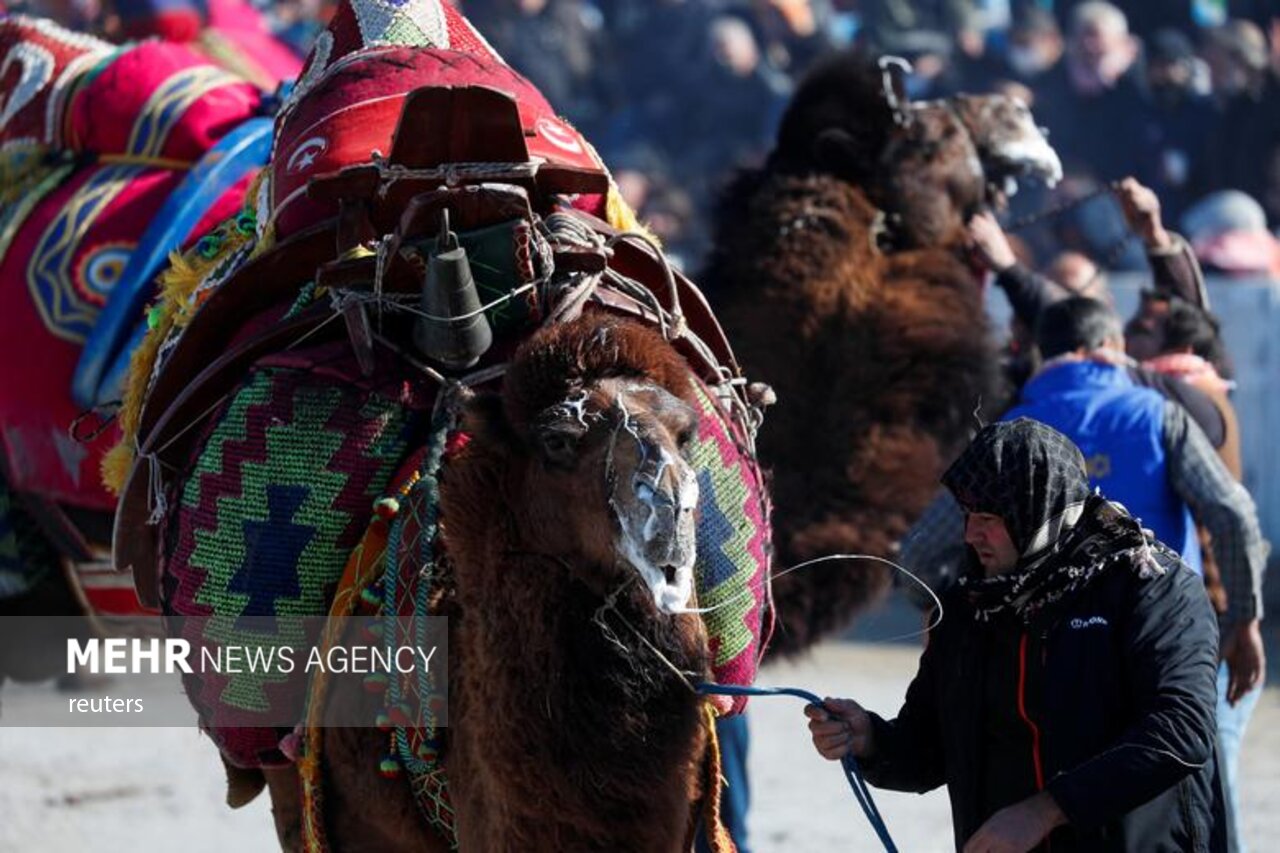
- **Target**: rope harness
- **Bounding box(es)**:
[1004,180,1135,290]
[696,682,899,853]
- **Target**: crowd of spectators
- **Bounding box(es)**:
[444,0,1280,276]
[12,0,1280,273]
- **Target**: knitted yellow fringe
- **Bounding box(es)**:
[300,496,401,853]
[101,173,268,494]
[605,181,655,243]
[701,702,737,853]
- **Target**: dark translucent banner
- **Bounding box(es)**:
[0,615,449,728]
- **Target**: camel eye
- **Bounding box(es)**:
[537,428,581,469]
[677,426,695,449]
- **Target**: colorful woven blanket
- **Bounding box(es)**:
[0,16,263,510]
[164,359,427,766]
[687,379,772,712]
[297,380,770,842]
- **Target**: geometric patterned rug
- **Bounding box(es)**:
[162,364,419,767]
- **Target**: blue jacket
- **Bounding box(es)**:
[1006,361,1202,574]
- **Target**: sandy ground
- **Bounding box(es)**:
[1,633,1276,852]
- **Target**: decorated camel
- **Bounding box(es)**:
[90,1,771,849]
[706,55,1063,655]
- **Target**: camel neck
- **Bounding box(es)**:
[451,550,709,850]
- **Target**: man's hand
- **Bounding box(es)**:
[805,697,874,761]
[967,212,1018,273]
[963,791,1067,853]
[1222,618,1267,705]
[1116,177,1173,251]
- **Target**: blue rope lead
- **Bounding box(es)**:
[696,682,899,853]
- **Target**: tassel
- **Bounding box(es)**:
[362,672,389,693]
[416,741,439,764]
[387,702,413,728]
[378,755,402,779]
[700,703,736,853]
[101,443,135,496]
[373,497,400,520]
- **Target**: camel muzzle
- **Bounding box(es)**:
[988,132,1063,189]
[618,458,699,614]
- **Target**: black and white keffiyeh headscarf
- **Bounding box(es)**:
[944,419,1165,625]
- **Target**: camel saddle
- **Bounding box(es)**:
[115,87,750,611]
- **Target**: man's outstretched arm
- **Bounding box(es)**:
[807,632,948,794]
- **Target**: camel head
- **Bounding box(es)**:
[762,54,1061,247]
[471,314,701,615]
[949,93,1063,203]
[866,92,1062,246]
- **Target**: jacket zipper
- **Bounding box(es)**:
[1018,632,1052,852]
[1017,632,1046,790]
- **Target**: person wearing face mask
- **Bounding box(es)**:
[807,419,1231,852]
[1006,8,1064,80]
[1201,19,1280,225]
[961,7,1063,91]
[1135,28,1217,223]
[1032,2,1150,183]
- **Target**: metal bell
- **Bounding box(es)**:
[413,214,493,371]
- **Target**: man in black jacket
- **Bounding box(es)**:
[807,419,1226,852]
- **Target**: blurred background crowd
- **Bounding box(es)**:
[8,0,1280,276]
[451,0,1280,276]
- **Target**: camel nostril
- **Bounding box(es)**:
[661,564,678,585]
[635,480,656,504]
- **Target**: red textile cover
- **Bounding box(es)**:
[268,0,606,238]
[0,165,181,508]
[66,41,261,161]
[0,30,262,511]
[0,164,255,511]
[0,16,112,152]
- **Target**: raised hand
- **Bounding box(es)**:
[1116,177,1172,250]
[967,212,1018,272]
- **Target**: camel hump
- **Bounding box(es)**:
[771,51,900,177]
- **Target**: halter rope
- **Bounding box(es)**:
[696,682,899,853]
[1003,180,1135,284]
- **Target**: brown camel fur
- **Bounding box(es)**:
[299,313,719,851]
[708,175,998,656]
[704,54,1034,656]
[758,54,983,251]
